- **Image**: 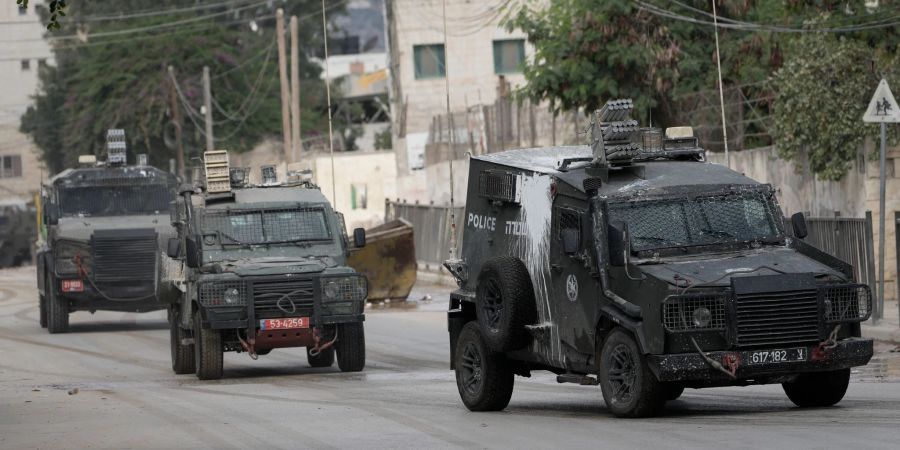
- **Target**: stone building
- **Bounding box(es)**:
[0,1,50,202]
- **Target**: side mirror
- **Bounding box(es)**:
[562,228,580,254]
[185,235,201,268]
[608,222,628,267]
[353,228,366,248]
[790,212,808,239]
[167,237,182,259]
[46,204,59,225]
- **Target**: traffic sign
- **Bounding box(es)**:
[863,79,900,123]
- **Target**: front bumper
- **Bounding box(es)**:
[647,338,873,383]
[56,277,162,313]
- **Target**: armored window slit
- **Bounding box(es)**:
[478,170,519,204]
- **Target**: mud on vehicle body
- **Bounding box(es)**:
[35,133,178,334]
[166,152,368,380]
[445,100,873,417]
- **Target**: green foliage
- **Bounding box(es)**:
[17,0,67,30]
[374,127,392,150]
[772,33,899,180]
[20,0,346,174]
[506,0,900,179]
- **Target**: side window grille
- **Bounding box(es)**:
[478,170,519,204]
[555,207,581,240]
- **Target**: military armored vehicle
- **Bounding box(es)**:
[0,199,36,268]
[445,99,873,417]
[36,130,178,333]
[166,151,368,380]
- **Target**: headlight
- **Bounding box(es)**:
[199,281,247,307]
[54,241,91,275]
[320,276,367,302]
[692,307,711,328]
[822,284,871,323]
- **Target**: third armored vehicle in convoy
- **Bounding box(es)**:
[166,151,368,380]
[445,99,873,417]
[36,130,178,333]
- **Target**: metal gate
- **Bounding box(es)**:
[804,212,880,320]
[385,201,465,271]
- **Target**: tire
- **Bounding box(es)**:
[782,369,850,408]
[193,311,223,380]
[475,257,536,352]
[39,293,48,328]
[46,278,69,334]
[598,329,665,418]
[454,321,514,412]
[307,347,335,368]
[170,308,195,375]
[336,322,365,372]
[662,384,685,402]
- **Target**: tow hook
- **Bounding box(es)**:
[237,331,259,360]
[812,325,841,362]
[308,327,338,357]
[721,353,741,378]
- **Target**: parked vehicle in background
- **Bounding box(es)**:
[0,199,36,268]
[445,99,873,417]
[35,130,178,333]
[165,151,368,380]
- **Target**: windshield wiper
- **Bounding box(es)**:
[216,231,253,248]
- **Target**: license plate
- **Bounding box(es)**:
[259,317,309,330]
[747,347,807,365]
[61,279,84,292]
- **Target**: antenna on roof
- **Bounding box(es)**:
[441,0,458,261]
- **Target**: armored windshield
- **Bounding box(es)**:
[608,189,782,252]
[200,207,332,246]
[58,184,174,217]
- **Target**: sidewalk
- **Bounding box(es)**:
[863,299,900,344]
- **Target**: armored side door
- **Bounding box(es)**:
[548,202,597,359]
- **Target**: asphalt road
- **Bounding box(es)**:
[2,265,900,449]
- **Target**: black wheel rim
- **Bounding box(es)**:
[481,278,503,330]
[607,343,637,406]
[460,342,484,396]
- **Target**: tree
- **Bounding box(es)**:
[17,0,66,29]
[771,32,899,181]
[20,0,350,173]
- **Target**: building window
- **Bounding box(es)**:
[0,155,23,178]
[493,39,525,74]
[20,60,30,71]
[18,5,27,15]
[38,59,47,68]
[413,44,445,79]
[351,184,368,210]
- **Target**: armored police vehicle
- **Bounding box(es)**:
[36,130,178,333]
[166,151,368,380]
[445,99,873,417]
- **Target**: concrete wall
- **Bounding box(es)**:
[708,143,900,300]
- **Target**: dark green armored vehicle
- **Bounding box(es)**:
[445,99,873,417]
[36,133,178,333]
[166,152,368,380]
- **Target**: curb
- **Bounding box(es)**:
[863,322,900,345]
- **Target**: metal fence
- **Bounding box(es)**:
[385,201,464,271]
[804,212,880,320]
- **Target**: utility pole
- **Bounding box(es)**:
[202,65,214,152]
[276,8,292,161]
[290,15,301,163]
[167,65,185,179]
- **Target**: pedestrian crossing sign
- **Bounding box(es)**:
[863,79,900,123]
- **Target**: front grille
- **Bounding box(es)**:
[735,289,820,347]
[252,278,315,317]
[91,229,158,283]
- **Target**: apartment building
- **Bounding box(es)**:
[0,1,50,201]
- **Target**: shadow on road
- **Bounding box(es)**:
[67,320,169,334]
